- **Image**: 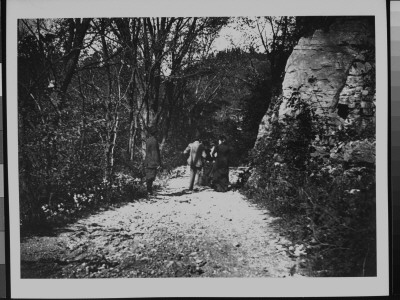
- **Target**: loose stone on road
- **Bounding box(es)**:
[21,168,302,278]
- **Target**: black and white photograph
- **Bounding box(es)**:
[6,0,389,298]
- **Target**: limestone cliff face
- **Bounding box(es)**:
[257,17,375,140]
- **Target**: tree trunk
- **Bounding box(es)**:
[101,21,117,184]
[60,18,92,105]
[128,112,136,161]
[106,116,119,181]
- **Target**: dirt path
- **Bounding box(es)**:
[21,167,306,278]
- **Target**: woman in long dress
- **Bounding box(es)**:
[211,135,231,192]
[199,140,214,186]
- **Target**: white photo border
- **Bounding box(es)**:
[6,0,389,298]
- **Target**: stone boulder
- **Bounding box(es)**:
[257,17,375,138]
[249,17,376,187]
[343,140,375,164]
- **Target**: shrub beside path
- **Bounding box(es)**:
[21,167,306,278]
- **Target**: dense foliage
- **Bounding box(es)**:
[246,88,376,276]
[18,17,290,229]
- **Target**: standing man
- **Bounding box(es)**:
[144,126,161,195]
[183,135,207,191]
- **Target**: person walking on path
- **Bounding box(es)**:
[183,136,207,191]
[211,135,231,192]
[144,126,161,195]
[199,140,214,186]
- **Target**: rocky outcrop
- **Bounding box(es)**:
[257,17,375,139]
[343,140,375,164]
